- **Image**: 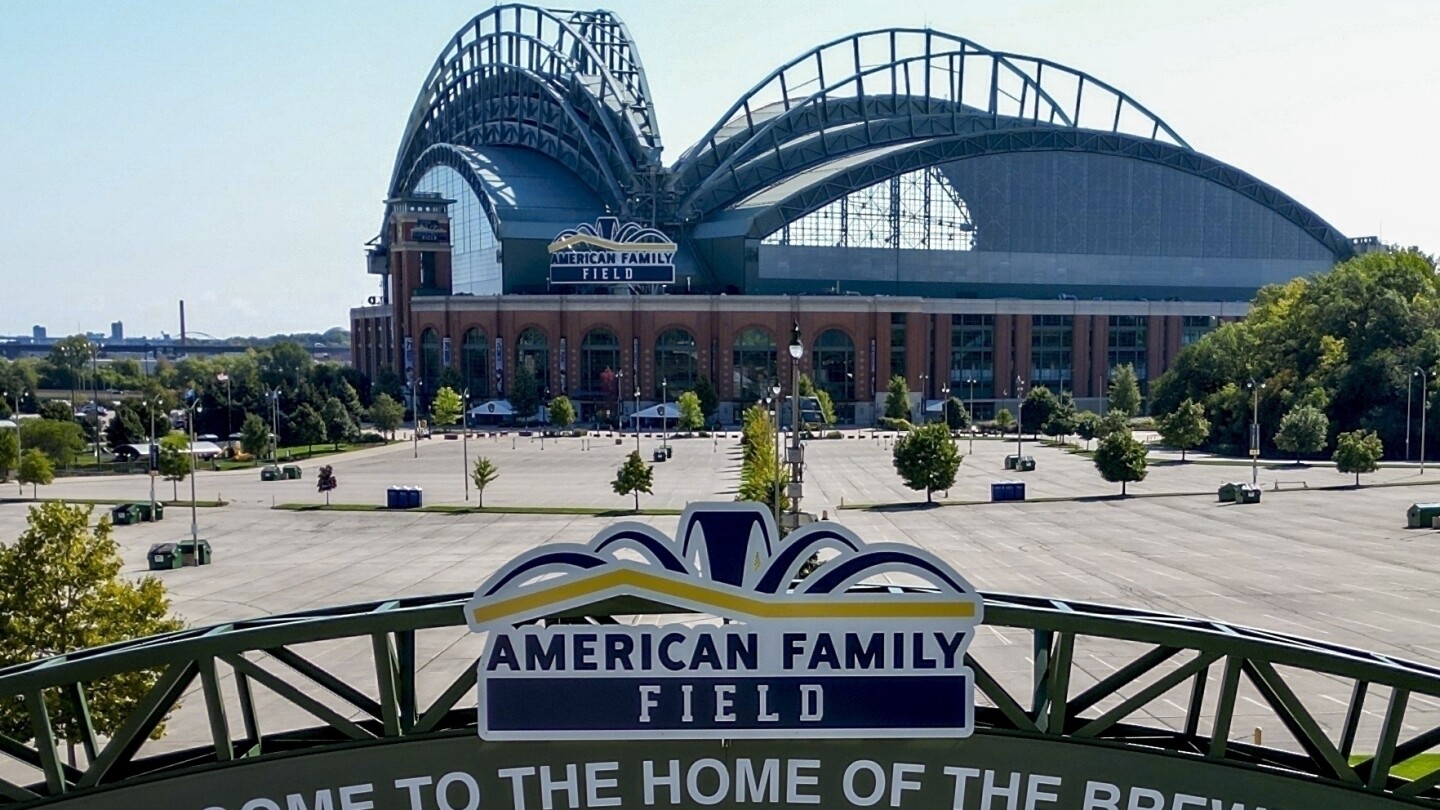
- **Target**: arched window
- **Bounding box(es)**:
[516,327,549,394]
[419,328,441,405]
[812,329,856,403]
[462,328,489,398]
[580,327,621,399]
[654,328,697,396]
[731,327,776,404]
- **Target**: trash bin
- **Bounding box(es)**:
[111,504,137,526]
[1004,454,1020,470]
[1235,485,1262,505]
[283,464,302,480]
[147,543,181,570]
[664,446,673,459]
[652,448,667,462]
[1018,455,1036,472]
[1407,503,1440,528]
[261,465,280,482]
[1217,482,1245,502]
[132,502,153,522]
[177,539,213,567]
[152,502,165,521]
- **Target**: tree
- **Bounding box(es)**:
[1334,429,1383,486]
[1094,431,1149,495]
[104,404,146,450]
[0,502,185,754]
[692,376,719,422]
[1021,387,1057,437]
[798,374,837,427]
[369,393,404,440]
[548,395,576,430]
[239,413,272,462]
[1108,364,1142,416]
[1157,398,1211,462]
[1075,411,1101,450]
[40,400,75,422]
[0,429,16,482]
[1096,409,1131,442]
[471,457,499,508]
[321,397,357,448]
[46,335,93,409]
[943,397,970,431]
[676,391,704,431]
[1043,391,1079,442]
[316,465,337,505]
[884,375,911,421]
[995,408,1015,432]
[291,403,327,454]
[436,366,465,395]
[892,423,962,504]
[431,386,463,428]
[510,365,541,422]
[17,449,53,497]
[1274,404,1328,463]
[738,404,789,519]
[612,450,654,512]
[157,430,190,501]
[373,367,405,404]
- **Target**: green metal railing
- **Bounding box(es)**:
[3,589,1440,806]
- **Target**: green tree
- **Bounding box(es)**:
[46,335,93,408]
[157,430,190,501]
[1021,386,1057,437]
[21,418,85,467]
[510,365,541,422]
[892,422,962,503]
[676,391,704,431]
[321,397,357,448]
[0,502,185,752]
[1096,409,1131,441]
[17,448,53,497]
[1043,391,1079,442]
[1108,364,1143,416]
[884,375,912,421]
[1157,398,1210,462]
[291,403,327,454]
[471,457,499,508]
[1075,411,1101,450]
[1334,429,1383,486]
[692,376,719,422]
[612,450,654,512]
[798,374,837,426]
[1274,404,1328,463]
[316,464,337,505]
[738,404,789,519]
[995,407,1015,432]
[239,413,271,463]
[431,386,463,428]
[0,429,16,482]
[943,397,970,431]
[548,395,576,429]
[1094,431,1149,495]
[40,400,74,422]
[368,393,403,440]
[373,367,405,404]
[436,366,465,395]
[104,404,146,450]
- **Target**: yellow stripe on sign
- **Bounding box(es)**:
[470,568,977,624]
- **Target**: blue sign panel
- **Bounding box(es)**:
[548,217,677,285]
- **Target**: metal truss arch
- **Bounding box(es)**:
[2,589,1439,806]
[396,144,509,242]
[734,129,1354,260]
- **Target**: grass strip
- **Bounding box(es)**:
[272,503,683,517]
[0,497,228,508]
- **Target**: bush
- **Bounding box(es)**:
[356,432,388,444]
[825,430,843,440]
[877,417,914,432]
[570,429,589,437]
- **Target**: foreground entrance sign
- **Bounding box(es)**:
[547,216,677,285]
[467,503,983,740]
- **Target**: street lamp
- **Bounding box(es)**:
[1246,377,1266,486]
[787,322,804,527]
[462,388,471,501]
[939,384,951,427]
[965,378,977,454]
[633,387,642,454]
[1407,371,1415,462]
[661,377,669,451]
[183,396,203,544]
[1417,368,1431,474]
[918,373,929,423]
[265,387,281,464]
[1014,376,1025,462]
[2,389,21,494]
[142,396,159,512]
[1098,373,1107,416]
[768,383,781,523]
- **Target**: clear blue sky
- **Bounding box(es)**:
[1,0,1435,338]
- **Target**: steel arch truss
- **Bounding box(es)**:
[389,4,664,213]
[671,28,1187,218]
[736,129,1354,259]
[4,591,1440,805]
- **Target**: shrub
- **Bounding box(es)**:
[877,417,914,432]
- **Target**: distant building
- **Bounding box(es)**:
[31,325,46,340]
[111,321,124,341]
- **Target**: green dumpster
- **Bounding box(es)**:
[652,448,667,463]
[111,504,137,526]
[147,543,181,570]
[1407,503,1440,529]
[1017,455,1037,472]
[283,464,302,480]
[1004,454,1020,470]
[177,539,213,567]
[1235,485,1262,505]
[261,465,280,482]
[1217,482,1246,502]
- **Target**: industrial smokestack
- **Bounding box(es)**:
[179,300,187,347]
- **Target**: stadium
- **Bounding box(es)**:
[350,4,1365,424]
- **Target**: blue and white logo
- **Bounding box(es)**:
[547,217,677,285]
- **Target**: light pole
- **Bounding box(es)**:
[1014,376,1025,462]
[965,378,977,454]
[266,387,281,463]
[1419,368,1431,475]
[787,323,804,527]
[939,384,951,428]
[918,373,929,423]
[1407,372,1415,461]
[1098,373,1107,416]
[142,397,158,512]
[219,372,232,447]
[634,387,641,454]
[1247,377,1265,485]
[3,389,21,494]
[184,397,203,543]
[463,388,471,501]
[661,377,669,451]
[411,380,422,459]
